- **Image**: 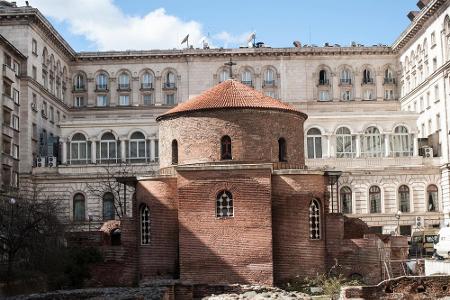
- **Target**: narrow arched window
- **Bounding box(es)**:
[264,69,274,85]
[362,127,383,157]
[99,132,117,163]
[74,73,85,91]
[141,72,153,89]
[70,133,89,164]
[103,192,115,220]
[73,193,85,221]
[319,70,328,85]
[171,139,178,165]
[278,138,287,162]
[141,205,150,245]
[129,131,146,162]
[340,68,351,84]
[307,128,322,159]
[165,72,176,88]
[427,185,438,212]
[216,190,233,218]
[336,127,355,158]
[96,72,108,90]
[369,186,381,213]
[340,187,352,214]
[398,185,410,212]
[219,69,229,83]
[363,69,372,84]
[391,126,412,157]
[220,135,232,160]
[309,199,321,240]
[118,72,130,90]
[241,70,252,86]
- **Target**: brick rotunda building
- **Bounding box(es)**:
[134,79,334,286]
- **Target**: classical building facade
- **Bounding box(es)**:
[0,0,448,235]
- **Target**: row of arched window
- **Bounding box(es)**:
[73,192,115,221]
[306,125,413,159]
[68,131,158,164]
[139,192,322,245]
[217,66,277,88]
[318,66,395,86]
[339,184,439,214]
[41,46,68,101]
[170,135,288,165]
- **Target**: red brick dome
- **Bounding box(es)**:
[157,79,306,120]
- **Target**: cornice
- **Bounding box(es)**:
[392,0,447,53]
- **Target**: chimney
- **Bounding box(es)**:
[407,11,420,21]
[417,0,431,9]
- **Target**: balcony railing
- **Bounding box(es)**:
[141,83,153,90]
[362,78,374,84]
[383,78,396,84]
[2,64,15,82]
[241,80,253,87]
[96,84,108,91]
[318,79,330,85]
[163,82,176,89]
[73,85,86,92]
[117,83,130,91]
[340,78,352,85]
[263,80,275,87]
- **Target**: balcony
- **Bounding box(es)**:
[141,83,154,90]
[362,78,374,85]
[2,125,14,138]
[318,79,330,86]
[383,78,396,85]
[2,94,14,111]
[95,84,108,92]
[339,78,352,85]
[2,154,14,167]
[72,85,86,92]
[2,64,15,82]
[117,83,131,91]
[263,80,275,87]
[163,82,176,90]
[241,80,253,87]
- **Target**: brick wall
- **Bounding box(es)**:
[158,109,305,169]
[177,167,273,285]
[136,177,179,280]
[271,173,328,284]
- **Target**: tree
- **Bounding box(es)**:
[0,186,65,283]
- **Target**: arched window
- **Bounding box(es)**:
[362,69,373,84]
[398,185,410,213]
[73,193,85,221]
[241,70,252,86]
[427,185,438,212]
[278,138,287,162]
[340,187,352,214]
[73,73,85,91]
[319,69,328,85]
[129,132,146,162]
[70,133,89,164]
[171,139,178,165]
[219,69,229,83]
[220,135,232,160]
[362,127,383,157]
[141,72,153,89]
[307,128,322,159]
[103,192,115,220]
[336,127,355,158]
[96,72,108,90]
[340,68,352,84]
[264,68,274,85]
[42,47,48,65]
[165,72,176,88]
[369,186,381,213]
[391,126,412,157]
[216,190,233,217]
[99,132,117,163]
[309,199,321,240]
[141,205,150,245]
[118,72,130,90]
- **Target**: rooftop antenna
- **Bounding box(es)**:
[247,32,256,48]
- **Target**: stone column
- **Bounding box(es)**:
[355,135,361,157]
[376,72,384,101]
[120,139,126,162]
[61,138,67,164]
[384,134,390,157]
[91,139,97,164]
[332,73,339,101]
[326,134,331,158]
[413,134,419,156]
[150,139,156,162]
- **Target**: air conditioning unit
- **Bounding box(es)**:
[47,156,57,167]
[36,156,46,167]
[423,146,433,158]
[415,216,423,228]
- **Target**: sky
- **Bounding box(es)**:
[15,0,418,52]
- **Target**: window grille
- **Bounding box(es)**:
[309,199,321,239]
[216,190,233,218]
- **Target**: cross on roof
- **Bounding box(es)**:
[224,57,236,79]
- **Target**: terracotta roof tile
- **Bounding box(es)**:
[157,79,306,120]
